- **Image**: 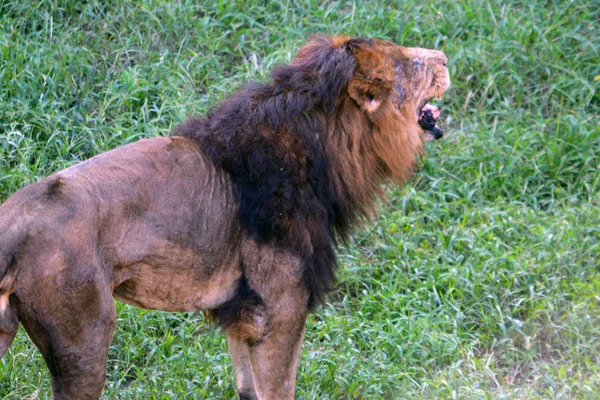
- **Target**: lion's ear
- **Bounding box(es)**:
[347,79,383,113]
[346,45,394,113]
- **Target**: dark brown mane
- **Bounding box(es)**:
[173,36,421,309]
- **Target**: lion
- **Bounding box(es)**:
[0,36,449,399]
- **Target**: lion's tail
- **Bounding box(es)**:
[0,249,20,359]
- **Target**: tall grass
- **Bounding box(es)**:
[1,0,599,398]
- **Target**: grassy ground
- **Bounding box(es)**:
[1,0,599,398]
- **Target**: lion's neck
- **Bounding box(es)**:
[323,98,422,239]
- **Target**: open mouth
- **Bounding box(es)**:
[418,101,444,140]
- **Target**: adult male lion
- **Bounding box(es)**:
[0,37,449,399]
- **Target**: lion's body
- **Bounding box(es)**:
[1,137,242,312]
[0,135,309,399]
[0,37,449,400]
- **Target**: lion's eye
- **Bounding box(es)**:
[366,92,375,101]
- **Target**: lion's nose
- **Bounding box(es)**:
[426,50,448,67]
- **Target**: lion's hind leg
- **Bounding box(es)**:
[0,267,19,359]
[12,257,116,400]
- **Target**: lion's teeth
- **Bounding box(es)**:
[421,103,440,121]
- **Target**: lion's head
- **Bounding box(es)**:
[293,36,450,139]
[346,38,450,140]
[284,37,451,234]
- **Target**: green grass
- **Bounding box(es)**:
[1,0,599,398]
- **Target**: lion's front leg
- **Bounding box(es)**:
[227,332,258,400]
[227,285,308,400]
[248,305,307,400]
[226,284,308,400]
[225,240,310,400]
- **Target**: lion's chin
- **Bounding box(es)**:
[423,132,436,142]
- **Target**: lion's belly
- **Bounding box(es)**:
[109,220,244,312]
[56,136,246,311]
[113,258,242,311]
